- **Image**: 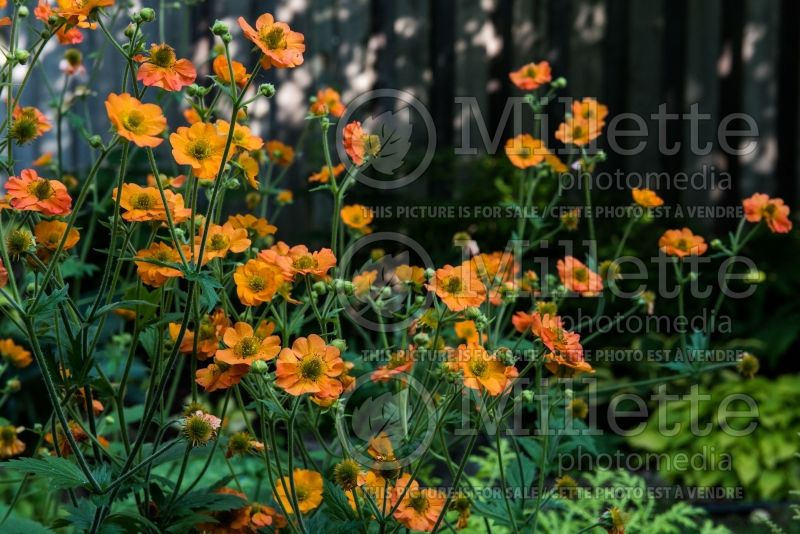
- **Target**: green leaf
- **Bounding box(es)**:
[4,456,89,489]
[92,299,158,319]
[323,480,356,521]
[26,286,69,316]
[176,490,246,512]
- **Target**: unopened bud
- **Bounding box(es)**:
[211,20,229,35]
[139,8,155,22]
[18,6,29,18]
[259,84,276,98]
[14,49,30,64]
[330,339,347,352]
[551,77,567,89]
[88,135,104,149]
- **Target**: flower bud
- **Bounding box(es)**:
[551,77,567,89]
[222,32,232,44]
[464,307,480,320]
[330,339,347,352]
[312,281,327,295]
[743,269,765,284]
[18,6,29,18]
[424,268,435,281]
[259,83,276,98]
[737,352,759,379]
[14,49,30,65]
[710,238,723,250]
[413,332,429,346]
[250,359,269,375]
[342,281,355,296]
[6,378,21,392]
[139,8,155,22]
[333,459,361,491]
[211,20,229,35]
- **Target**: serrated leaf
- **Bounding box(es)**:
[323,480,356,521]
[27,286,70,316]
[4,456,89,489]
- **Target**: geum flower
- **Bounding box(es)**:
[275,334,344,398]
[504,133,548,169]
[274,469,323,515]
[170,122,232,180]
[195,222,251,264]
[238,13,305,69]
[451,343,517,396]
[114,183,191,223]
[234,257,289,306]
[136,43,196,91]
[530,313,592,377]
[216,120,264,152]
[426,264,486,312]
[343,121,381,165]
[632,187,663,208]
[216,322,281,367]
[5,169,72,215]
[212,54,249,88]
[105,93,166,147]
[557,256,603,296]
[10,106,51,144]
[287,245,336,279]
[743,193,792,233]
[310,87,345,117]
[658,228,707,258]
[392,474,446,532]
[134,242,185,287]
[195,362,249,393]
[509,60,552,90]
[340,204,373,233]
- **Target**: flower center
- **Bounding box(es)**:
[28,179,54,201]
[262,26,287,50]
[469,359,488,377]
[0,426,16,443]
[573,267,588,283]
[364,134,382,157]
[295,486,308,501]
[235,336,260,357]
[293,255,317,270]
[299,355,324,380]
[122,110,145,133]
[188,139,212,161]
[151,45,177,68]
[443,276,462,293]
[132,193,155,210]
[408,493,429,514]
[153,250,172,262]
[209,233,230,251]
[11,118,38,143]
[247,274,266,292]
[676,238,689,251]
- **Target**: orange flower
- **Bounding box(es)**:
[310,87,345,117]
[658,228,707,258]
[212,54,249,88]
[469,251,518,305]
[274,469,323,514]
[505,134,547,169]
[216,322,281,367]
[169,310,228,360]
[238,13,305,69]
[309,163,345,184]
[559,102,607,151]
[509,61,552,90]
[5,169,72,215]
[0,259,7,289]
[227,214,277,238]
[632,188,663,208]
[34,220,80,251]
[114,183,191,223]
[288,245,337,279]
[147,173,186,189]
[512,311,535,333]
[452,343,517,396]
[195,362,249,392]
[558,256,603,296]
[343,121,381,165]
[10,106,51,144]
[275,334,344,397]
[340,204,373,233]
[572,98,608,130]
[196,222,251,264]
[196,487,252,533]
[217,120,264,152]
[136,43,196,91]
[105,93,166,147]
[56,26,84,45]
[234,258,287,306]
[56,0,114,26]
[544,152,568,173]
[743,193,792,234]
[426,264,486,312]
[394,264,425,288]
[454,320,482,344]
[183,107,201,124]
[134,242,185,287]
[353,269,377,297]
[0,426,25,458]
[392,474,446,532]
[530,313,592,377]
[372,347,415,382]
[170,122,231,180]
[238,152,259,188]
[32,152,53,167]
[346,471,389,513]
[0,339,32,368]
[265,140,294,166]
[276,190,293,205]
